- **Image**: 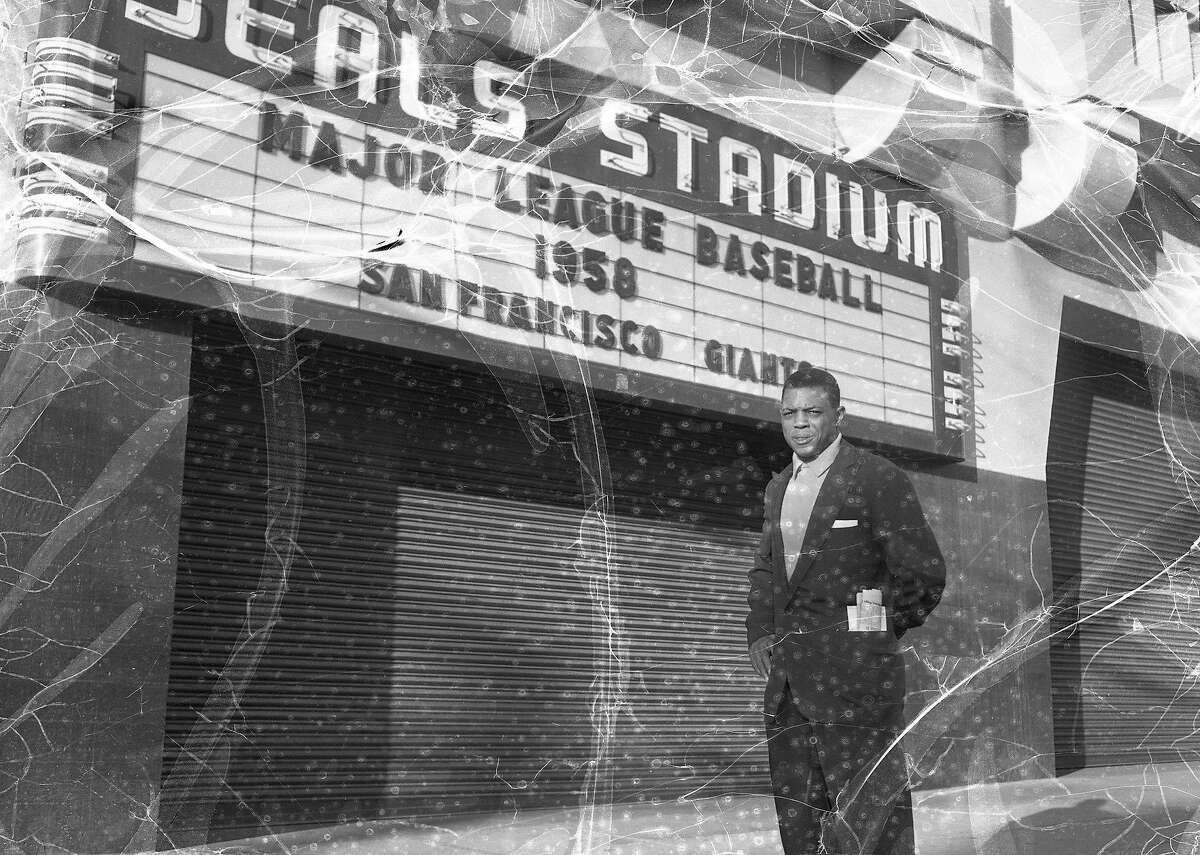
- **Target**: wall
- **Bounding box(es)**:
[897,231,1200,790]
[0,286,192,853]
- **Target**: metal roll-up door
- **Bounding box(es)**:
[158,319,771,846]
[1047,339,1200,773]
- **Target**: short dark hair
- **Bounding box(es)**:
[781,366,841,409]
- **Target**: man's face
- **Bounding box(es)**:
[779,386,844,461]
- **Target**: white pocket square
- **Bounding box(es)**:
[832,519,858,528]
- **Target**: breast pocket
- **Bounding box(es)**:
[825,516,866,541]
[822,518,874,565]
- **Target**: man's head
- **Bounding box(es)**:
[779,367,844,461]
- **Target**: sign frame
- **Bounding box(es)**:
[15,0,974,461]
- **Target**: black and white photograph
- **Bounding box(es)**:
[1,0,1199,852]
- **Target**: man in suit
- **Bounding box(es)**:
[746,367,946,855]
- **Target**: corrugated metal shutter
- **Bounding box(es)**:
[1047,339,1200,773]
[157,318,772,846]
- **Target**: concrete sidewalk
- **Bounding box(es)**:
[915,762,1200,855]
[176,763,1200,855]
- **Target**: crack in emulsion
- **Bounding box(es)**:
[2,0,1200,852]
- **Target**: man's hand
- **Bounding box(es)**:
[749,636,774,678]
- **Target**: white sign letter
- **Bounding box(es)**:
[719,137,762,215]
[658,113,708,193]
[126,0,202,39]
[600,101,652,176]
[315,6,381,103]
[848,181,888,253]
[896,200,943,271]
[825,173,843,239]
[225,0,295,74]
[772,155,815,230]
[399,31,457,129]
[472,61,526,141]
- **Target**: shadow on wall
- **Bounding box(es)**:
[985,796,1183,855]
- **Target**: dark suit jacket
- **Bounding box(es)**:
[746,440,946,725]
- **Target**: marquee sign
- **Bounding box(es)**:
[16,0,972,458]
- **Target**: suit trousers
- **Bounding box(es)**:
[766,685,914,855]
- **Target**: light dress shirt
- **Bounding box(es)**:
[780,435,842,581]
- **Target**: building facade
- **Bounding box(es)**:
[2,0,1199,850]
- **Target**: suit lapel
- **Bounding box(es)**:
[769,463,794,586]
[788,443,862,590]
